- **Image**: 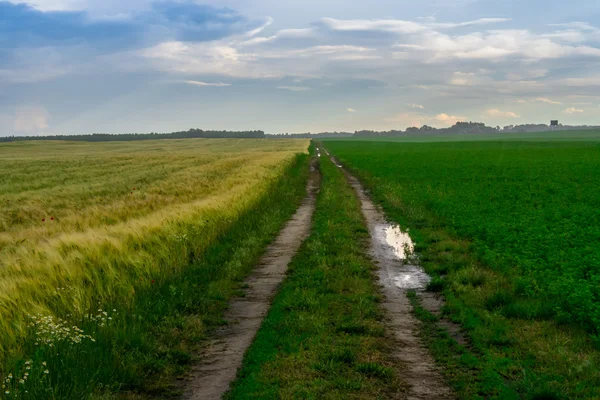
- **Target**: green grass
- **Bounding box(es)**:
[323,139,600,399]
[1,153,309,399]
[226,149,406,399]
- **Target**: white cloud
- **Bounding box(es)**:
[318,17,427,34]
[385,112,429,127]
[449,71,478,86]
[241,28,317,46]
[506,69,549,80]
[347,108,357,112]
[184,81,231,87]
[564,107,584,114]
[245,17,274,38]
[407,103,425,109]
[12,105,50,133]
[386,112,467,128]
[317,17,510,35]
[548,22,598,31]
[450,77,470,86]
[487,109,519,118]
[560,77,600,87]
[428,18,512,29]
[277,86,310,91]
[435,113,467,126]
[536,97,562,105]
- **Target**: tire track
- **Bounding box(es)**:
[322,147,453,400]
[182,159,320,400]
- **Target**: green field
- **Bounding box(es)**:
[323,139,600,398]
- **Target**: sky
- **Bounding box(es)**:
[1,0,600,135]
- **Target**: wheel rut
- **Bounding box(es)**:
[181,158,320,400]
[323,148,453,400]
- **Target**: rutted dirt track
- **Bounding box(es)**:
[182,159,320,400]
[324,148,453,400]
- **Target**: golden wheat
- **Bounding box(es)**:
[0,138,309,362]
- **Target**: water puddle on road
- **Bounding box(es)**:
[374,223,431,290]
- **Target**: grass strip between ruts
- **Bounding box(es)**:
[227,150,407,399]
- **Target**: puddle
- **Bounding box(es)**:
[392,266,431,290]
[323,147,432,291]
[374,223,431,290]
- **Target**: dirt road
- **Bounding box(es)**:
[182,159,320,400]
[325,149,453,400]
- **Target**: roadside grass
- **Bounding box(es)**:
[226,150,406,399]
[323,140,600,399]
[0,150,309,399]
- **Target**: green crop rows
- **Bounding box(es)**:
[324,139,600,399]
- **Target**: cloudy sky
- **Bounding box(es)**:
[1,0,600,135]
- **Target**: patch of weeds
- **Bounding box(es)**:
[427,276,445,292]
[485,289,515,311]
[355,363,393,380]
[456,266,487,287]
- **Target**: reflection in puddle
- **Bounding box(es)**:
[377,223,431,290]
[384,225,414,258]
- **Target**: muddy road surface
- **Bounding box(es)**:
[182,159,320,400]
[324,149,453,400]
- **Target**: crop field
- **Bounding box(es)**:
[0,139,309,398]
[3,136,600,399]
[323,140,600,399]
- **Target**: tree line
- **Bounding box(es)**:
[0,129,265,142]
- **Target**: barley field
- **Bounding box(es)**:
[0,139,308,367]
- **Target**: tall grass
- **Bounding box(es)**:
[0,139,308,371]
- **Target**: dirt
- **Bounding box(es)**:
[325,150,454,400]
[181,159,320,400]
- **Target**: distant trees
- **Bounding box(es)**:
[269,132,354,139]
[0,129,265,142]
[348,122,600,137]
[4,122,599,143]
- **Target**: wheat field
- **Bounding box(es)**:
[0,139,309,363]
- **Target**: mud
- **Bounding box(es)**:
[182,159,320,400]
[325,150,453,400]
